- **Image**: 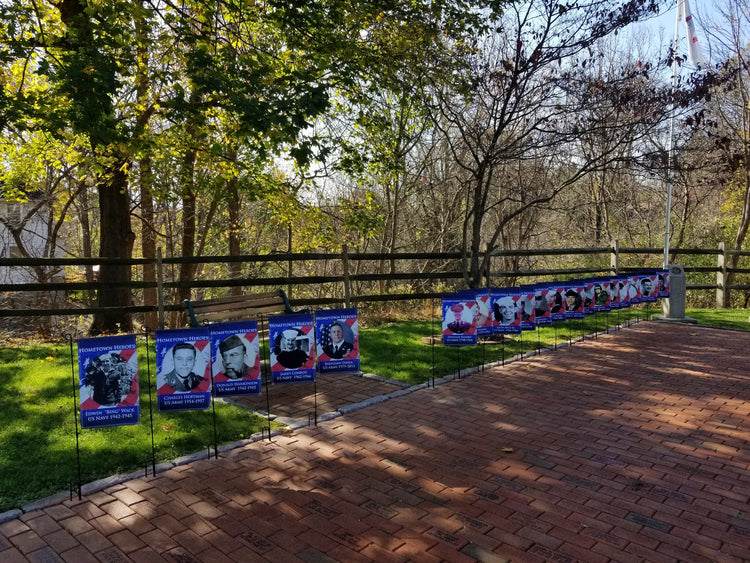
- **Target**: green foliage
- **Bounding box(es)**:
[720,168,747,246]
[340,191,385,240]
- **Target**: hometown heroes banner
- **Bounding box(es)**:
[155,328,212,412]
[316,308,360,374]
[269,313,316,383]
[438,270,667,347]
[210,321,261,397]
[78,334,139,429]
[442,294,478,346]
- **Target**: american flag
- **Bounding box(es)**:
[320,323,333,350]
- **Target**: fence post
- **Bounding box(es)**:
[342,245,351,308]
[716,241,727,308]
[610,239,619,274]
[157,247,165,329]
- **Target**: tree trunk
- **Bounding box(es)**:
[227,176,243,296]
[89,163,135,335]
[136,13,158,329]
[140,155,158,329]
[75,183,96,305]
[177,148,198,305]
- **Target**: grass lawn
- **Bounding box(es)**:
[1,305,744,513]
[359,306,659,385]
[685,308,750,331]
[0,340,277,513]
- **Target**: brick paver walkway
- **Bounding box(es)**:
[229,372,407,422]
[1,321,749,562]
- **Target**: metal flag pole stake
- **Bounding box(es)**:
[431,298,436,388]
[457,346,461,379]
[66,333,82,500]
[259,315,273,440]
[594,309,599,339]
[209,372,219,459]
[314,377,318,425]
[537,325,541,355]
[143,328,157,476]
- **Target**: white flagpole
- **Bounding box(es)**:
[664,3,682,270]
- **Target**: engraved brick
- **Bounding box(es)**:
[473,489,500,502]
[528,544,574,563]
[362,500,398,519]
[305,500,339,519]
[562,476,600,490]
[237,530,275,554]
[624,512,673,533]
[454,513,492,533]
[487,475,524,492]
[460,542,510,563]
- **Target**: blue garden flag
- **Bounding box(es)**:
[155,328,211,412]
[316,308,360,374]
[78,334,139,429]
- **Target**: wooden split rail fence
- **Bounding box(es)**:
[1,243,749,329]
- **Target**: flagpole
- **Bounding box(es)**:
[665,0,705,269]
[664,2,682,270]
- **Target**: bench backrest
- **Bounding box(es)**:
[185,290,295,327]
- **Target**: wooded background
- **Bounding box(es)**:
[2,0,750,335]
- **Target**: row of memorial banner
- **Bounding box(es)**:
[442,270,670,346]
[77,308,360,428]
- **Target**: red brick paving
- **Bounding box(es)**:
[230,372,406,421]
[2,322,750,561]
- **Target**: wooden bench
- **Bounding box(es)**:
[184,289,307,327]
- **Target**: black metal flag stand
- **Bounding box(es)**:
[594,311,598,339]
[259,316,273,441]
[456,346,461,380]
[481,335,486,371]
[143,329,157,475]
[431,298,436,388]
[537,325,541,355]
[209,376,219,459]
[312,377,318,426]
[66,334,82,500]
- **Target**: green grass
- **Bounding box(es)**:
[1,305,745,513]
[0,341,277,513]
[687,308,750,331]
[359,306,657,385]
